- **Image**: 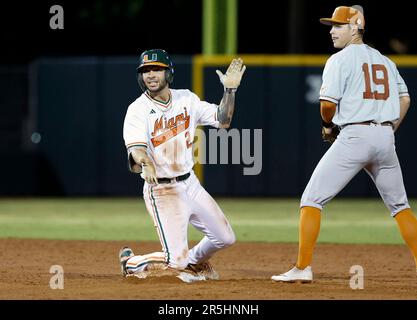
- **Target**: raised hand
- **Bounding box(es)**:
[216,58,246,90]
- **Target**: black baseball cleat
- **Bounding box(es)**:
[118,247,134,277]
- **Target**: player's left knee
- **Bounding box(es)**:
[218,230,236,248]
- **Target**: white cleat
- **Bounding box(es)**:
[176,272,207,283]
[271,266,313,283]
[186,261,220,280]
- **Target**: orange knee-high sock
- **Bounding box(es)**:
[395,208,417,268]
[296,206,321,270]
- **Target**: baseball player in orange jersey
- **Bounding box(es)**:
[272,5,417,283]
[119,49,246,281]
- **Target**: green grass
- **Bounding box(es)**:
[0,198,415,244]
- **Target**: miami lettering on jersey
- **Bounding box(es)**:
[151,107,190,148]
[124,89,219,177]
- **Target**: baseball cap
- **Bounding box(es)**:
[320,5,365,29]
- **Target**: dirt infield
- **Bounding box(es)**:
[0,239,416,300]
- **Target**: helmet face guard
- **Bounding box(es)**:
[136,49,174,92]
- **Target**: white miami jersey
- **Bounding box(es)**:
[319,44,409,126]
[123,89,220,178]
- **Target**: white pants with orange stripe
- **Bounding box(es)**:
[125,251,166,274]
[128,170,235,272]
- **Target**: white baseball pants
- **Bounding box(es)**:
[301,123,410,216]
[142,171,235,270]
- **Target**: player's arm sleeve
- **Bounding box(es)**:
[123,107,148,173]
[319,56,346,104]
[189,91,220,128]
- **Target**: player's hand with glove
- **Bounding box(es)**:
[321,121,340,144]
[129,148,159,184]
[140,163,158,185]
[216,58,246,91]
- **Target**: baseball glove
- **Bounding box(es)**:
[322,126,340,144]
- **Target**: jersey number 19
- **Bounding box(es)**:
[362,63,390,100]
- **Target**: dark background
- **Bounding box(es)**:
[1,0,415,63]
[1,0,416,197]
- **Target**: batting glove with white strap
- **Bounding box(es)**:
[216,58,246,91]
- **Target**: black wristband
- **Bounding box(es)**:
[322,120,335,128]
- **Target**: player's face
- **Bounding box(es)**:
[329,24,352,48]
[141,66,168,92]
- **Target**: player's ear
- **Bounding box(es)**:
[351,24,359,36]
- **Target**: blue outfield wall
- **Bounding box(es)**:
[203,64,417,197]
[29,55,417,197]
[30,56,191,196]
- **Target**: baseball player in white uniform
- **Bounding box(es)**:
[118,49,246,281]
[272,5,417,283]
